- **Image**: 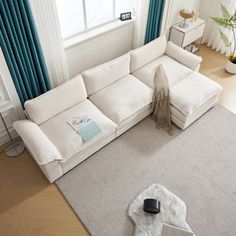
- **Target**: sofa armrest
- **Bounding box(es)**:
[13,120,62,165]
[165,41,202,71]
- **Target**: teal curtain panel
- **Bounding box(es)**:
[0,0,51,105]
[145,0,165,44]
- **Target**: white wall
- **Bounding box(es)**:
[65,22,134,78]
[170,0,200,26]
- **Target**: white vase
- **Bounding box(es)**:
[225,60,236,74]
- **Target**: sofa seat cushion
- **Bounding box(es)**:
[40,99,116,161]
[170,72,223,116]
[89,74,153,125]
[132,55,193,89]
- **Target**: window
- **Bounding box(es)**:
[56,0,85,38]
[115,0,137,18]
[56,0,137,39]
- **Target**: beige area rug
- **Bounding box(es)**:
[56,105,236,236]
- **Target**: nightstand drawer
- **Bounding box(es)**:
[182,23,205,47]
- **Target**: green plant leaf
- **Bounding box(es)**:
[211,17,231,29]
[221,3,230,18]
[219,29,232,47]
[232,10,236,22]
[210,3,236,55]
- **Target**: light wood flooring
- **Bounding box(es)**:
[0,44,236,236]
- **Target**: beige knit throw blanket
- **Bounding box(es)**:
[152,64,173,134]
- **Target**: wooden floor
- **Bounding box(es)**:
[0,143,89,236]
[1,45,236,236]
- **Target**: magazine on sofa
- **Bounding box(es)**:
[67,113,101,142]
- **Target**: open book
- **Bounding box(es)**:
[67,113,101,142]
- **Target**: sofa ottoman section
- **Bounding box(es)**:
[170,72,223,129]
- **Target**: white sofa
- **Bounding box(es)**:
[13,35,222,182]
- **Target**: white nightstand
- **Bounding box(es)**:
[169,18,206,53]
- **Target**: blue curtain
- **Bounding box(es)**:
[0,0,51,106]
[145,0,165,44]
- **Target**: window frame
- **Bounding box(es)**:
[59,0,135,41]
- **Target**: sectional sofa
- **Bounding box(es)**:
[13,35,222,182]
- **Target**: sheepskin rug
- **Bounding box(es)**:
[128,184,194,236]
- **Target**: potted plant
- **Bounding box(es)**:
[211,4,236,74]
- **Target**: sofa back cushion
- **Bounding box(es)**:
[130,35,167,73]
[82,53,130,96]
[25,74,87,125]
[165,41,203,70]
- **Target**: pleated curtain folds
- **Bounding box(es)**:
[199,0,236,56]
[0,0,51,106]
[133,0,150,49]
[145,0,165,44]
[29,0,69,87]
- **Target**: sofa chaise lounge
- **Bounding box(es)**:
[13,35,222,182]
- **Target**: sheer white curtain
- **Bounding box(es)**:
[199,0,236,55]
[160,0,173,35]
[29,0,69,87]
[133,0,150,48]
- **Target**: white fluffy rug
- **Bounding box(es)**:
[128,184,194,236]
